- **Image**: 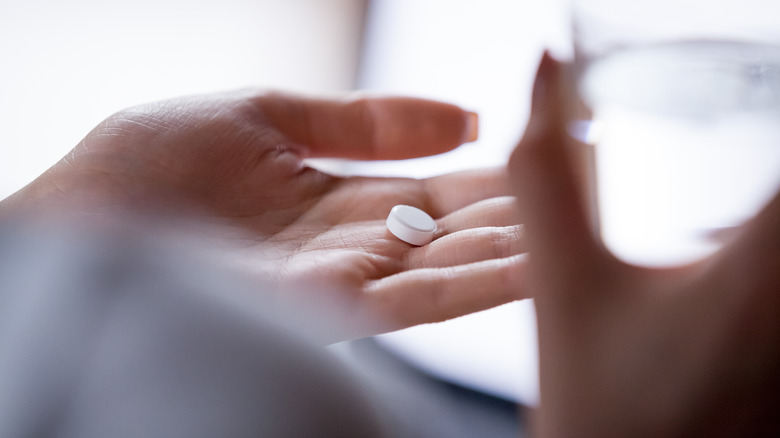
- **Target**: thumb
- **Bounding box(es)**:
[508,53,609,305]
[255,92,479,160]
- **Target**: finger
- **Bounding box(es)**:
[255,92,478,160]
[405,225,525,269]
[508,53,610,303]
[728,188,780,260]
[423,167,511,217]
[435,196,517,235]
[364,255,527,331]
[715,188,780,306]
[319,168,509,225]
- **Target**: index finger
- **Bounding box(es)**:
[423,167,510,217]
[254,92,478,160]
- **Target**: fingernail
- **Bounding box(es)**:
[463,111,479,143]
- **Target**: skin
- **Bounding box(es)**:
[0,90,527,340]
[3,56,777,436]
[511,54,780,437]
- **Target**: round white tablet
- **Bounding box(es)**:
[386,204,437,246]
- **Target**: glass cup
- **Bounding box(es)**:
[570,0,780,266]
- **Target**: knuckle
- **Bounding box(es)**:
[419,271,452,323]
[489,227,513,259]
[487,225,524,259]
[344,98,377,157]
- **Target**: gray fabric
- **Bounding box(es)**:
[0,222,386,438]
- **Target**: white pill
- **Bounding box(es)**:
[386,204,437,246]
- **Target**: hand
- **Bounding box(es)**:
[3,90,527,340]
[510,54,780,436]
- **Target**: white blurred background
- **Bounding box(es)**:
[0,0,569,405]
[0,0,366,199]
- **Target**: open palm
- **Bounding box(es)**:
[8,90,527,339]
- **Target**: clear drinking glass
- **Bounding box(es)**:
[571,0,780,266]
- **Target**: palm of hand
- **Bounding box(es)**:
[23,91,526,337]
